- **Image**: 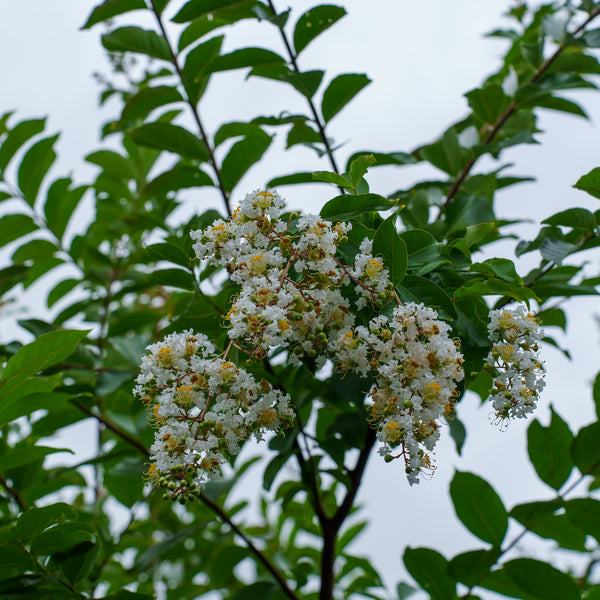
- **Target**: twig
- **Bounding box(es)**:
[146,0,232,216]
[442,5,600,210]
[0,473,28,511]
[199,492,301,600]
[266,0,345,194]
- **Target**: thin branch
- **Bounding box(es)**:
[0,473,28,511]
[266,0,346,193]
[442,5,600,210]
[146,0,232,216]
[199,492,301,600]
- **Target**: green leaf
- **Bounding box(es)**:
[146,242,191,267]
[403,547,457,600]
[231,582,277,600]
[0,214,38,249]
[421,128,467,176]
[449,418,466,455]
[572,422,600,476]
[131,122,209,160]
[565,498,600,543]
[540,238,575,263]
[349,154,376,187]
[449,549,499,587]
[0,445,73,471]
[86,150,136,180]
[208,47,285,73]
[511,501,587,551]
[527,408,574,490]
[449,471,507,546]
[172,0,248,23]
[466,83,511,124]
[0,329,89,402]
[543,207,596,229]
[182,35,224,102]
[293,5,346,55]
[43,178,87,241]
[17,135,58,205]
[144,165,213,196]
[249,64,324,98]
[320,193,393,220]
[220,130,272,192]
[528,95,588,118]
[312,171,352,188]
[267,172,315,187]
[397,582,418,600]
[29,522,95,556]
[321,73,370,122]
[121,86,183,124]
[0,118,46,172]
[0,390,71,426]
[373,215,407,284]
[149,268,196,290]
[594,371,600,419]
[574,167,600,199]
[286,121,321,149]
[397,275,456,318]
[82,0,146,29]
[101,26,171,60]
[16,503,77,539]
[503,558,580,600]
[12,239,57,263]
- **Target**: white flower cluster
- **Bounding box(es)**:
[189,191,465,484]
[486,305,545,421]
[191,190,394,367]
[332,303,464,484]
[134,330,293,501]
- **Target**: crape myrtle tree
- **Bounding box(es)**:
[1,1,600,599]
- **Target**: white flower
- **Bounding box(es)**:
[485,305,545,421]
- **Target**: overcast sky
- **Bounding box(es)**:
[2,1,600,597]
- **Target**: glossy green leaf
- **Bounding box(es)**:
[144,165,213,196]
[421,128,467,176]
[449,471,507,545]
[572,421,600,476]
[449,549,499,587]
[182,35,224,101]
[293,5,346,55]
[86,150,136,180]
[349,154,376,187]
[397,275,456,318]
[0,214,38,249]
[82,0,146,29]
[17,134,58,205]
[220,129,272,191]
[30,522,95,556]
[121,86,183,124]
[208,47,285,73]
[43,178,87,241]
[574,167,600,199]
[312,171,352,188]
[321,73,370,122]
[172,0,246,23]
[149,268,196,290]
[0,118,45,172]
[286,121,321,149]
[466,83,511,124]
[267,172,315,187]
[0,329,89,402]
[146,242,191,267]
[543,207,596,230]
[131,122,209,160]
[16,503,77,539]
[503,558,580,600]
[249,64,324,98]
[373,215,407,284]
[565,498,600,543]
[320,193,393,220]
[511,501,587,551]
[403,547,457,600]
[527,408,574,490]
[102,26,171,60]
[0,445,73,472]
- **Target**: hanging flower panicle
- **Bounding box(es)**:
[134,330,293,502]
[485,305,545,422]
[332,303,464,484]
